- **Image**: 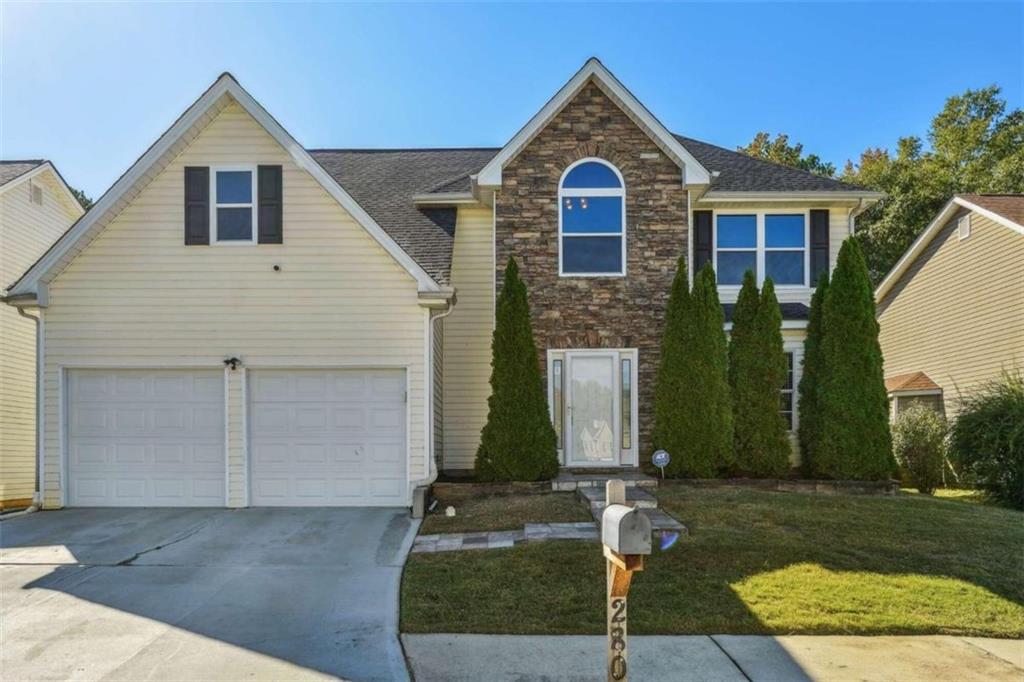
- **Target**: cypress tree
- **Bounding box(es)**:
[816,239,895,480]
[652,256,692,470]
[657,263,734,477]
[729,274,790,477]
[797,270,829,475]
[474,258,559,481]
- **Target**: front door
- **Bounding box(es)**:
[566,352,620,466]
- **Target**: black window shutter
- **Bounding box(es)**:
[810,209,830,285]
[693,210,713,273]
[258,165,283,244]
[184,166,209,245]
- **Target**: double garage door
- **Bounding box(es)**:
[67,368,407,507]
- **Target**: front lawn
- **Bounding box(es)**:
[402,487,1024,636]
[419,491,592,534]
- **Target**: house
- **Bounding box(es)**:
[876,194,1024,419]
[0,160,85,510]
[3,60,881,510]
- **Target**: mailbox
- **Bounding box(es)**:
[601,504,652,556]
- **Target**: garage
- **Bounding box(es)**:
[248,369,407,506]
[67,369,225,506]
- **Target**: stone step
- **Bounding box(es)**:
[552,471,658,492]
[578,485,658,514]
[588,506,688,534]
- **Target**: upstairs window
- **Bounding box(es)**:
[212,167,257,243]
[559,159,625,276]
[715,212,808,287]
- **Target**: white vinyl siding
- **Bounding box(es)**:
[39,102,428,508]
[0,170,81,506]
[442,206,494,471]
[878,210,1024,417]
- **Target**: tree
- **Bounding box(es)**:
[474,258,558,481]
[729,273,790,477]
[69,187,93,210]
[797,271,828,475]
[739,131,837,177]
[653,262,733,477]
[652,256,692,470]
[844,86,1024,282]
[815,239,894,480]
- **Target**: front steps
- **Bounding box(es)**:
[561,471,687,533]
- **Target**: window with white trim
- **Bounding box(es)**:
[715,212,808,286]
[780,352,795,431]
[212,167,257,243]
[559,159,625,276]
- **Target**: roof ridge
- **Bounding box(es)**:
[958,192,1024,198]
[308,147,500,153]
[0,159,45,164]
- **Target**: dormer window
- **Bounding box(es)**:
[558,159,626,276]
[212,167,257,243]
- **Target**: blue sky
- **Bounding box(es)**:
[2,2,1021,198]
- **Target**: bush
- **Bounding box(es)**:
[797,271,828,474]
[474,258,559,481]
[816,238,895,480]
[892,404,947,494]
[950,371,1024,509]
[653,261,733,477]
[729,273,790,477]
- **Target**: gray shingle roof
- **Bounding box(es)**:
[675,136,871,193]
[0,160,44,188]
[306,135,870,285]
[308,149,498,284]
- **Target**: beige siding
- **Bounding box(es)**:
[878,210,1024,417]
[442,206,494,471]
[697,202,853,305]
[40,102,428,508]
[0,171,80,505]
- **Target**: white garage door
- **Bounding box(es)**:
[249,369,407,506]
[67,369,225,507]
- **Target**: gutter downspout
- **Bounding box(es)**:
[425,300,457,486]
[16,306,42,513]
[848,198,867,235]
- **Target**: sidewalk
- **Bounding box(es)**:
[402,634,1023,681]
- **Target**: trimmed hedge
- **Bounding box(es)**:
[797,271,828,475]
[892,404,947,494]
[729,273,790,477]
[474,258,558,481]
[653,261,733,477]
[815,239,895,480]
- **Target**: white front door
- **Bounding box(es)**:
[248,369,407,506]
[566,352,620,466]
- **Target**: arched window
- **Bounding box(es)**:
[558,159,626,276]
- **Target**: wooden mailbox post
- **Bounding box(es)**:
[601,479,651,682]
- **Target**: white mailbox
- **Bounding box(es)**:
[601,504,652,556]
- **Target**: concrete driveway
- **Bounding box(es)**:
[0,507,419,681]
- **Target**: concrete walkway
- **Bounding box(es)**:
[2,508,419,681]
[402,633,1023,681]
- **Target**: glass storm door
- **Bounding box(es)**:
[566,352,619,466]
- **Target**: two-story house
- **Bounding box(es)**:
[3,60,880,510]
[0,160,84,510]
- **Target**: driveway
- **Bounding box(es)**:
[0,507,419,681]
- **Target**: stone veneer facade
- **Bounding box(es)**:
[494,80,689,458]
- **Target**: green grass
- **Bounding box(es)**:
[419,492,592,534]
[402,487,1024,636]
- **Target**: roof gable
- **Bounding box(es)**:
[7,74,444,300]
[0,161,85,221]
[875,194,1024,302]
[477,58,711,189]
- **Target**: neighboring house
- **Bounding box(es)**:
[3,60,880,510]
[0,161,84,510]
[876,194,1024,419]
